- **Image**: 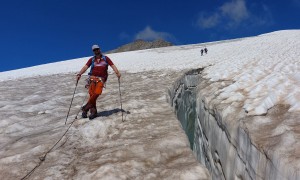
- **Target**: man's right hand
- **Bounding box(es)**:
[116,72,121,79]
[76,74,81,82]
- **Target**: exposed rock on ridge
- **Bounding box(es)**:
[106,39,173,53]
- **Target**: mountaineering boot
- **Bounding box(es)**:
[89,107,97,120]
[82,111,88,118]
[81,104,91,118]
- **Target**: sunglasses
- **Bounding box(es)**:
[93,48,100,52]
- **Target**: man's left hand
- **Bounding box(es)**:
[117,73,121,79]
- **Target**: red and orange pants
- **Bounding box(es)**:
[83,76,104,113]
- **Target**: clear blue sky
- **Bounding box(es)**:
[1,0,300,72]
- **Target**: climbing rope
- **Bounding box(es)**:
[65,81,79,125]
[21,87,89,179]
[21,117,76,180]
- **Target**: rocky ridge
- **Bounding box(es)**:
[106,39,173,53]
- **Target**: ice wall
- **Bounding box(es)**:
[168,68,300,180]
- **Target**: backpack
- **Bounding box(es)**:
[88,55,108,75]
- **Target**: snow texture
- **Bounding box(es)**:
[1,30,299,116]
[0,72,210,179]
[0,30,300,179]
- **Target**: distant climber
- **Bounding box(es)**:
[204,47,208,54]
[76,44,121,119]
[201,49,204,56]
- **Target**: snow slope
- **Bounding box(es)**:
[0,30,300,179]
[1,30,299,116]
[0,71,210,179]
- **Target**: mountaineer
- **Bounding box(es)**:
[204,47,208,54]
[76,44,121,119]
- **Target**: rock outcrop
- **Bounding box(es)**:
[106,39,173,53]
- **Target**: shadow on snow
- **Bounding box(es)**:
[96,108,129,118]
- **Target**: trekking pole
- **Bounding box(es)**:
[65,80,79,125]
[118,78,124,122]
